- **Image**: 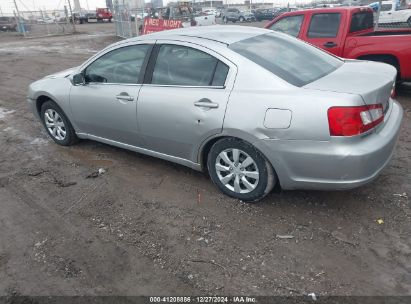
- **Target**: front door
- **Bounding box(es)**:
[70,43,151,146]
[137,42,235,162]
[303,12,344,56]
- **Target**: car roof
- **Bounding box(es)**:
[130,25,271,45]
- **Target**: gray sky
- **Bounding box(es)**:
[0,0,301,14]
[1,0,107,14]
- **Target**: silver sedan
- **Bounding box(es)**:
[27,26,403,202]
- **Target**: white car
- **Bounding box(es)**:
[378,0,411,26]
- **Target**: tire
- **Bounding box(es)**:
[40,100,78,146]
[223,17,228,24]
[207,138,276,202]
[239,17,245,22]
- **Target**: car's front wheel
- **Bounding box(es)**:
[239,16,245,22]
[40,100,78,146]
[207,138,276,202]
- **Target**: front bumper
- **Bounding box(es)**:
[255,100,403,190]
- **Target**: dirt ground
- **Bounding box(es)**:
[0,23,410,298]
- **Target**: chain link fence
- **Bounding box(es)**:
[15,9,76,38]
[113,3,132,38]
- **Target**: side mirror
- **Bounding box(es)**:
[72,73,85,86]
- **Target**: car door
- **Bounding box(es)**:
[392,5,408,23]
[303,12,345,56]
[136,42,236,162]
[379,3,394,23]
[69,42,152,146]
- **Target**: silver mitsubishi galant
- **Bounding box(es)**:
[27,26,403,202]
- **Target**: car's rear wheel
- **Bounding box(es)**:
[40,100,78,146]
[207,138,276,202]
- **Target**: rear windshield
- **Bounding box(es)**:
[229,33,343,87]
[350,11,373,32]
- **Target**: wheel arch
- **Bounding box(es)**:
[198,134,281,188]
[35,94,53,116]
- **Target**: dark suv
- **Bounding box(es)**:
[253,9,275,21]
[0,16,17,31]
[222,8,255,23]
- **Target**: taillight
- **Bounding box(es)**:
[328,104,384,136]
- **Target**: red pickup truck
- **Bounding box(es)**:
[266,7,411,82]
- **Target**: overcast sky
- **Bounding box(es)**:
[0,0,302,14]
[1,0,107,14]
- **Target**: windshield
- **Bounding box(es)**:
[229,33,343,87]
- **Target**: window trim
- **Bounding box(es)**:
[270,14,305,37]
[307,12,342,38]
[80,42,154,86]
[143,43,229,89]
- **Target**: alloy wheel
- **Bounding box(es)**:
[44,109,66,140]
[215,148,259,194]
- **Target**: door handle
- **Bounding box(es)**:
[194,98,219,109]
[323,41,337,48]
[116,93,134,102]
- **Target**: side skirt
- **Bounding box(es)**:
[76,133,203,171]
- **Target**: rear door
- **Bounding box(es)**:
[302,12,345,56]
[136,41,236,162]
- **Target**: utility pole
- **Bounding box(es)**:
[67,0,77,33]
[13,0,26,36]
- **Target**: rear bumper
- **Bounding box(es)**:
[256,100,403,190]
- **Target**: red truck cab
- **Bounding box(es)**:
[266,7,411,81]
[96,8,112,22]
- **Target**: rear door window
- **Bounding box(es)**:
[151,45,228,86]
[308,13,341,38]
[269,15,304,37]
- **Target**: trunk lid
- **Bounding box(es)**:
[304,60,396,114]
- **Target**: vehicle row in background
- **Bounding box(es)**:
[71,8,112,24]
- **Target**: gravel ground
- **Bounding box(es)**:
[0,22,410,298]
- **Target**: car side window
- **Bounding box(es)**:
[84,44,150,84]
[308,13,341,38]
[269,15,304,37]
[381,4,392,11]
[151,45,229,87]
